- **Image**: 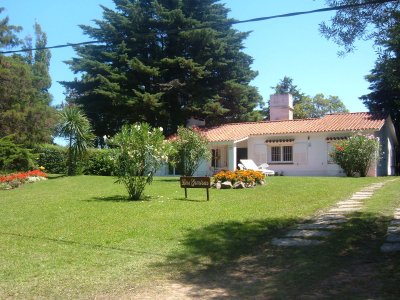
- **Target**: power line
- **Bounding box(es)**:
[231,0,398,25]
[0,0,397,55]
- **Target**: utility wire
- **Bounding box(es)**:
[0,0,397,54]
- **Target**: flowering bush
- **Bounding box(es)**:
[169,126,211,176]
[330,133,380,177]
[110,123,171,200]
[0,170,48,190]
[213,169,265,187]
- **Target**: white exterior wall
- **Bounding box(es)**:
[247,133,344,176]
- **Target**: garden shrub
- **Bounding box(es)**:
[0,135,35,172]
[35,144,67,174]
[84,148,114,176]
[170,126,211,176]
[111,123,170,200]
[330,133,380,177]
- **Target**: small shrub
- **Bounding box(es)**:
[35,144,67,174]
[84,149,114,176]
[170,127,211,176]
[330,133,380,177]
[111,123,170,200]
[0,135,36,172]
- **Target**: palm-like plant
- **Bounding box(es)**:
[56,105,94,175]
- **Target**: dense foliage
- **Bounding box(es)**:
[170,126,211,176]
[35,144,67,174]
[0,11,56,146]
[84,148,114,176]
[360,12,400,166]
[0,136,35,172]
[330,134,380,177]
[320,0,400,54]
[111,123,169,200]
[61,0,263,143]
[272,76,348,119]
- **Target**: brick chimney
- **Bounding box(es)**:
[269,94,294,121]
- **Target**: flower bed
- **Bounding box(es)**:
[0,170,48,190]
[213,169,265,189]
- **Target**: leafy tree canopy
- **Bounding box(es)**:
[272,76,305,105]
[320,0,400,54]
[61,0,263,144]
[360,12,400,143]
[271,76,348,119]
[0,7,21,48]
[0,9,56,146]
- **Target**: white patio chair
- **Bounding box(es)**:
[240,159,275,176]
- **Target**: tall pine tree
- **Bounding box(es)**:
[61,0,263,143]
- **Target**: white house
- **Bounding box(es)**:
[185,94,398,177]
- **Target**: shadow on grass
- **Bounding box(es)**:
[173,197,209,203]
[155,213,400,299]
[156,178,180,182]
[87,195,152,202]
[47,174,66,180]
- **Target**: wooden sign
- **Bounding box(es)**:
[180,176,211,201]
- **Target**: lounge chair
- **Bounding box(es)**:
[239,159,275,176]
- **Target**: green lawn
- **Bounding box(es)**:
[0,175,399,298]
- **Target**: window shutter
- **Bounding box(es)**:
[293,142,308,165]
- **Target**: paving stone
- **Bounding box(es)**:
[381,243,400,253]
[328,207,362,213]
[296,223,338,230]
[353,191,374,196]
[317,214,346,219]
[350,196,370,200]
[337,201,363,205]
[388,226,400,234]
[337,204,363,208]
[390,220,400,226]
[272,238,323,247]
[315,218,347,225]
[387,234,400,243]
[286,229,332,238]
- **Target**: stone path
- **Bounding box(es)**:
[380,207,400,253]
[272,182,386,247]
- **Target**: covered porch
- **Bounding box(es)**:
[209,138,249,173]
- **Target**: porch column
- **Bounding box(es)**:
[228,144,237,171]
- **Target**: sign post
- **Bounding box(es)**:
[180,176,211,201]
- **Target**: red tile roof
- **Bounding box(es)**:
[203,113,386,142]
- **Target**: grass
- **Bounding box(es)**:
[0,175,399,298]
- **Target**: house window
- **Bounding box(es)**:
[212,149,220,168]
[271,146,281,162]
[283,146,293,162]
[327,142,335,164]
[271,145,293,163]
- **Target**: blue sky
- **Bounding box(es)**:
[2,0,377,112]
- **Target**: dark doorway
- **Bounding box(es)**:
[237,148,248,168]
